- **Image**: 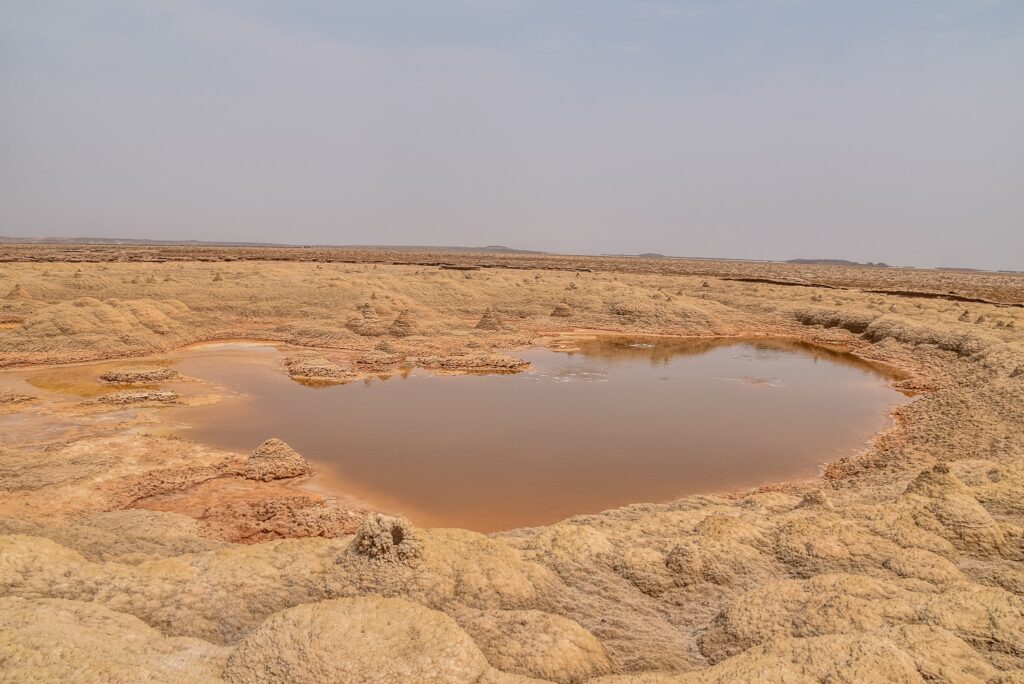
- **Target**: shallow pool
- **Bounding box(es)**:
[165,337,911,531]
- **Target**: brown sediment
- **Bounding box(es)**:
[0,247,1022,682]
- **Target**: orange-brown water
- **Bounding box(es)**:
[165,338,910,531]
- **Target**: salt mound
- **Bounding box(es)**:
[388,309,418,337]
[551,303,574,318]
[350,513,421,562]
[475,307,504,330]
[242,438,311,482]
[345,303,388,337]
[5,284,31,300]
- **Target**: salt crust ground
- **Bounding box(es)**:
[0,247,1023,682]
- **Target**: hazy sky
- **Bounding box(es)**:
[1,1,1022,269]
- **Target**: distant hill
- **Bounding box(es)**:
[787,258,890,268]
[0,236,543,253]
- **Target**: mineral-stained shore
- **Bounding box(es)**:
[0,245,1022,683]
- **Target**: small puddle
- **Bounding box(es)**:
[162,338,910,531]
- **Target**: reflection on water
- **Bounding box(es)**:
[167,338,910,532]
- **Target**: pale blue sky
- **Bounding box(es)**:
[1,1,1022,268]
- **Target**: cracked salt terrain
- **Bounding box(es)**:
[0,245,1022,683]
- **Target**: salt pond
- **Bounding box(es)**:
[166,337,911,531]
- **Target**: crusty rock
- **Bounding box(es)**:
[242,438,311,482]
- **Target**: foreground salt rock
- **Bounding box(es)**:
[223,597,533,684]
[241,438,311,481]
[0,596,229,682]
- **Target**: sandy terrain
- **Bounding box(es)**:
[1,246,1023,682]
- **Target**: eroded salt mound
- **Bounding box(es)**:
[345,303,388,337]
[476,307,505,331]
[5,283,32,300]
[388,309,418,337]
[242,439,311,482]
[350,514,421,562]
[551,303,574,318]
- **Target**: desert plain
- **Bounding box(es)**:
[0,243,1023,683]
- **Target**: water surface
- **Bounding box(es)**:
[166,338,909,531]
